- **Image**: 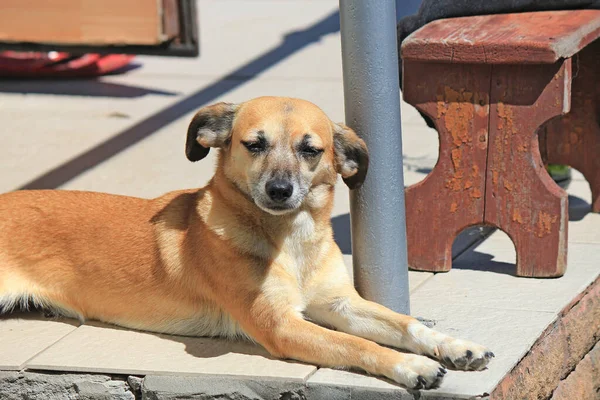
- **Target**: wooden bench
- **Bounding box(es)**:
[401,10,600,277]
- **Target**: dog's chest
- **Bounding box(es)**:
[275,211,322,285]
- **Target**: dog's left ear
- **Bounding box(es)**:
[333,123,369,189]
[186,102,239,162]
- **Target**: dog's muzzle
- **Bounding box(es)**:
[265,179,293,203]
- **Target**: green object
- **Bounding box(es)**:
[546,164,572,189]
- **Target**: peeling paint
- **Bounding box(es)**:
[512,209,524,224]
[497,102,517,135]
[517,143,528,152]
[437,86,475,147]
[445,177,463,192]
[450,202,458,213]
[496,102,518,172]
[451,148,462,171]
[537,211,558,237]
[504,181,514,191]
[495,135,504,162]
[437,86,483,195]
[471,188,482,199]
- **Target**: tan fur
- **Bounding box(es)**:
[0,97,493,389]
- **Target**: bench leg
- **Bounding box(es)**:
[542,42,600,213]
[403,62,490,272]
[485,61,571,277]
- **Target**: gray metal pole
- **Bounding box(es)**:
[339,0,410,314]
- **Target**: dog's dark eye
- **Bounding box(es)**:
[298,145,324,158]
[242,138,267,154]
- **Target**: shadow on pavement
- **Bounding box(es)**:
[18,10,341,190]
[0,77,176,99]
[568,194,591,221]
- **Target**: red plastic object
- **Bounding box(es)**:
[0,51,135,77]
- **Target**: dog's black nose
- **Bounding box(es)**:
[266,179,293,203]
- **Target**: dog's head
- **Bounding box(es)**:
[186,97,368,215]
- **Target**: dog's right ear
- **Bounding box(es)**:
[185,102,239,162]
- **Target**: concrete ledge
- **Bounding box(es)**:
[142,375,306,400]
[490,276,600,399]
[306,375,415,400]
[0,371,136,400]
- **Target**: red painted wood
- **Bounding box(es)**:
[401,11,600,277]
[402,10,600,64]
[484,61,571,277]
[542,40,600,213]
[403,62,490,272]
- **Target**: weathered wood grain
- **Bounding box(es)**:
[402,11,600,277]
[402,10,600,64]
[484,61,571,277]
[404,62,490,272]
[542,40,600,213]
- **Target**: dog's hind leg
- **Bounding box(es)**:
[0,270,83,321]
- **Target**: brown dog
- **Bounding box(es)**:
[0,97,493,389]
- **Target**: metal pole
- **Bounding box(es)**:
[339,0,410,314]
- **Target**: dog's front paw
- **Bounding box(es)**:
[392,354,446,390]
[438,339,494,371]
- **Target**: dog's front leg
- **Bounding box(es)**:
[305,263,494,371]
[222,269,444,390]
[240,305,446,390]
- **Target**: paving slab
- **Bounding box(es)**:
[307,304,556,399]
[411,233,600,313]
[401,123,439,165]
[134,0,341,80]
[0,313,78,370]
[26,322,315,381]
[570,168,587,181]
[566,178,600,244]
[0,75,193,193]
[342,253,433,292]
